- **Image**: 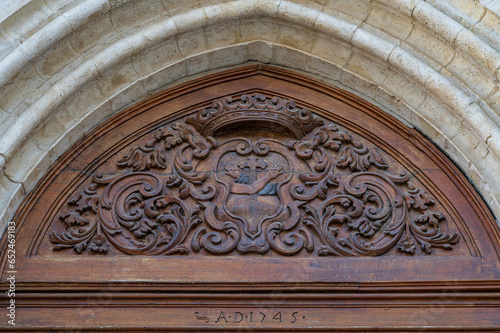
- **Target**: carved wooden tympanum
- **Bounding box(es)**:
[49,93,459,257]
[1,66,499,331]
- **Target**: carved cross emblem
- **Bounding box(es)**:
[238,157,268,184]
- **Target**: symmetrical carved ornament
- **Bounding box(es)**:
[50,94,460,256]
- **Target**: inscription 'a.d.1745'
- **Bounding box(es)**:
[194,310,304,324]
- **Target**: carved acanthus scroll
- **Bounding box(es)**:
[50,94,460,256]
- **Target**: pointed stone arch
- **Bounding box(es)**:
[1,0,500,238]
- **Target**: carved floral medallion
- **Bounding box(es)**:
[49,94,460,256]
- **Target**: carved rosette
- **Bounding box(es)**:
[50,94,460,256]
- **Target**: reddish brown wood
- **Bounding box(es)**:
[1,65,499,331]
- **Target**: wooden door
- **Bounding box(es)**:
[1,65,499,331]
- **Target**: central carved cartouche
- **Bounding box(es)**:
[50,94,460,256]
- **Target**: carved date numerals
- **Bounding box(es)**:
[194,310,304,325]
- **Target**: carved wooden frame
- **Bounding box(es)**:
[1,65,499,331]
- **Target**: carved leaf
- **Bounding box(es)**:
[415,211,444,229]
[337,144,388,172]
[317,173,339,199]
[348,217,382,238]
[69,188,99,213]
[323,129,351,151]
[60,212,89,227]
[291,124,350,160]
[130,218,158,238]
[73,241,88,254]
[404,183,435,210]
[117,123,214,172]
[410,211,460,253]
[50,226,95,253]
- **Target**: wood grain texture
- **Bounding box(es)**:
[1,65,499,331]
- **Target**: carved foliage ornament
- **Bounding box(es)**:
[50,94,460,256]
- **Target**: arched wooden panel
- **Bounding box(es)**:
[1,65,499,331]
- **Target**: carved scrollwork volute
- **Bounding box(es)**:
[49,93,461,256]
